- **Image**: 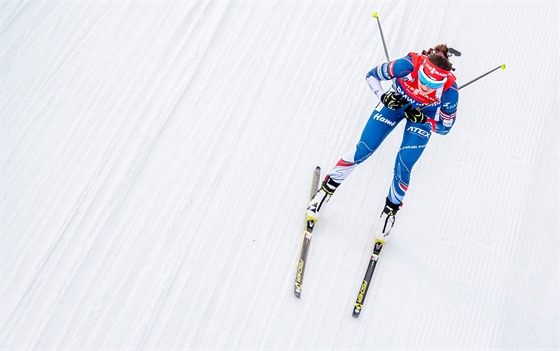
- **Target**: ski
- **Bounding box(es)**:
[294,166,321,298]
[352,239,385,318]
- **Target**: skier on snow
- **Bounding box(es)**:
[306,44,459,243]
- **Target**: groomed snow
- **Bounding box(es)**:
[2,1,559,350]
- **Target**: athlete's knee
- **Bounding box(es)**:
[393,160,411,180]
[354,141,375,163]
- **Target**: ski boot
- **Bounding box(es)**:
[306,176,340,222]
[374,197,402,243]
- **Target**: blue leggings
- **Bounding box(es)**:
[329,104,432,205]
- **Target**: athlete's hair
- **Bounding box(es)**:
[428,53,453,72]
[422,44,453,71]
[422,44,449,57]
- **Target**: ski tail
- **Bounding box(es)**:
[310,166,321,201]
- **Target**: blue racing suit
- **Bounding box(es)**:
[328,53,459,206]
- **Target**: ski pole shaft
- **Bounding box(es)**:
[372,12,396,92]
[420,64,506,111]
[458,64,506,90]
[420,64,505,130]
[373,13,390,62]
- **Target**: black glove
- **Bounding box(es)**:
[404,105,427,124]
[380,92,408,110]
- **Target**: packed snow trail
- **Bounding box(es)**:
[2,1,558,350]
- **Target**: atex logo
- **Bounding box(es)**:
[373,113,396,126]
[406,126,430,138]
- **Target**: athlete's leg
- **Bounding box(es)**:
[306,105,403,220]
[327,106,403,184]
[387,120,433,206]
[375,120,432,242]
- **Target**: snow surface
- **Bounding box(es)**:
[1,1,559,350]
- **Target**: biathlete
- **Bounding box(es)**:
[307,44,460,243]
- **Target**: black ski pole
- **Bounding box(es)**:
[372,13,397,91]
[458,64,506,90]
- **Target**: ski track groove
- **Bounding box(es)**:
[141,6,251,349]
[3,2,132,242]
[216,4,304,349]
[36,39,175,351]
[98,2,229,349]
[3,3,99,161]
[3,2,214,349]
[2,3,130,270]
[120,5,222,350]
[187,4,318,350]
[2,4,133,343]
[90,4,206,347]
[0,1,31,34]
[132,14,236,351]
[136,1,264,350]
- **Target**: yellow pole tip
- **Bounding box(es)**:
[501,64,506,70]
[372,12,378,18]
